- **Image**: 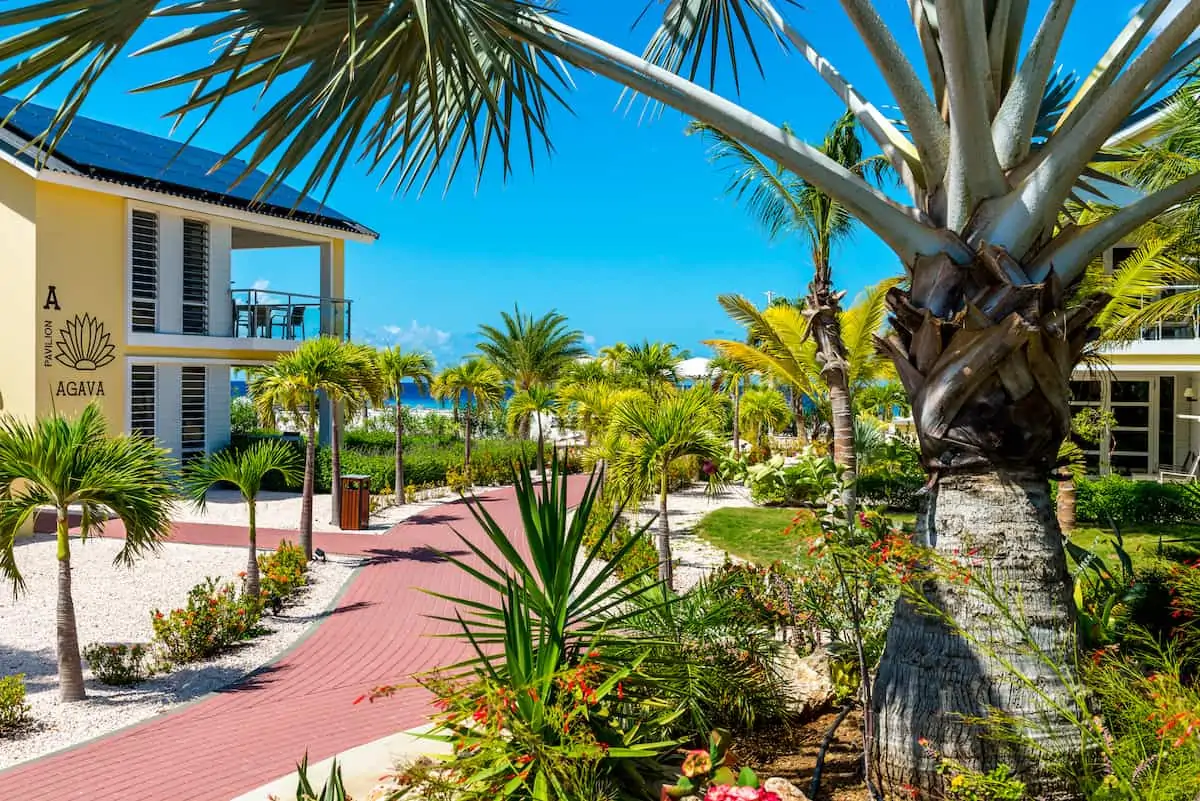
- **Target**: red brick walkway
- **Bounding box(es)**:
[0,480,586,801]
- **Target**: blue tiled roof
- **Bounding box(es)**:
[0,97,376,238]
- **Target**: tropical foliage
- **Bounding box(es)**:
[376,346,435,496]
[431,358,506,474]
[477,307,586,391]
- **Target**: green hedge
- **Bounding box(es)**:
[1075,475,1200,526]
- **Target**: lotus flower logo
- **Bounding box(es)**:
[54,314,116,371]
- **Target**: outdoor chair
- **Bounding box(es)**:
[1159,451,1198,483]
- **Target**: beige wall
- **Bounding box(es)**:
[0,161,39,421]
[34,183,126,428]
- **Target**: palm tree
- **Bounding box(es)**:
[738,387,791,456]
[15,1,1200,791]
[250,337,367,559]
[605,388,724,588]
[708,355,751,455]
[431,358,506,473]
[477,306,586,391]
[326,343,385,526]
[376,347,436,496]
[0,404,175,701]
[182,441,301,598]
[559,383,646,448]
[506,386,558,474]
[597,343,630,374]
[618,340,688,395]
[693,112,884,489]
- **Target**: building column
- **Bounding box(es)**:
[317,241,345,447]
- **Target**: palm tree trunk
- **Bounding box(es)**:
[55,507,86,701]
[829,377,856,506]
[329,399,342,526]
[731,382,741,456]
[535,413,545,476]
[807,275,856,505]
[1056,477,1076,534]
[464,403,473,475]
[395,398,406,501]
[301,413,316,559]
[246,500,261,599]
[656,471,672,588]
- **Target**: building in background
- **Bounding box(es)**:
[0,98,377,460]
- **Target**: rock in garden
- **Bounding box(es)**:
[778,646,836,717]
[763,777,810,801]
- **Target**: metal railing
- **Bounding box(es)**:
[230,288,352,342]
[1134,284,1200,341]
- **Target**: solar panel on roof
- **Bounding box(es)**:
[0,95,365,232]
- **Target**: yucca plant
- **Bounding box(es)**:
[10,0,1200,792]
[0,403,175,700]
[183,441,303,598]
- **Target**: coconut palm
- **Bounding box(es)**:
[693,111,883,487]
[13,0,1200,791]
[506,385,558,475]
[618,340,688,395]
[708,355,751,456]
[376,347,436,496]
[605,388,724,588]
[477,306,586,392]
[182,441,302,598]
[250,337,366,559]
[431,358,506,472]
[738,386,791,456]
[0,404,175,701]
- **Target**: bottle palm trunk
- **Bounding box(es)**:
[245,501,261,599]
[1056,477,1077,534]
[656,471,672,588]
[871,248,1104,798]
[55,507,86,701]
[300,412,316,560]
[395,400,406,500]
[329,399,342,526]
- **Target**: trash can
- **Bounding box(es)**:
[339,475,371,531]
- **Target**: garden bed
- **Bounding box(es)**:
[0,535,359,770]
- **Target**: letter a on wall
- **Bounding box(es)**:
[43,285,61,311]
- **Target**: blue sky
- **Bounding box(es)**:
[23,2,1154,366]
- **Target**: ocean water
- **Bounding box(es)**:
[231,380,501,409]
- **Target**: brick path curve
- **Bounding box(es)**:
[0,479,586,801]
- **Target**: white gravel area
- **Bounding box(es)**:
[170,489,450,534]
[0,534,360,770]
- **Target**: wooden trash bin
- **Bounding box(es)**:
[339,474,371,530]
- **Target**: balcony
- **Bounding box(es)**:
[231,288,351,342]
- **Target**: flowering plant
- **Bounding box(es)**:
[258,540,308,607]
[151,577,262,664]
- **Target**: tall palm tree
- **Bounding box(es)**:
[708,355,751,455]
[182,441,302,598]
[477,306,586,391]
[506,385,558,474]
[597,343,630,374]
[14,1,1200,792]
[250,337,366,559]
[559,383,646,448]
[376,347,436,496]
[326,343,385,526]
[0,404,175,701]
[618,340,688,395]
[605,388,724,588]
[693,112,884,489]
[738,386,791,456]
[431,358,506,472]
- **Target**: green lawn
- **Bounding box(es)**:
[695,506,1200,570]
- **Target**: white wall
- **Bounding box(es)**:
[207,364,231,454]
[155,363,182,457]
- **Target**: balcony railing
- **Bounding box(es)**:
[1133,284,1200,341]
[231,288,352,342]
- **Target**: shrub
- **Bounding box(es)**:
[314,439,547,493]
[0,674,31,736]
[83,642,152,686]
[1075,475,1200,525]
[746,452,837,506]
[582,511,657,580]
[445,464,471,493]
[152,577,262,664]
[258,541,308,608]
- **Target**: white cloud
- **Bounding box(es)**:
[370,320,453,354]
[251,278,271,291]
[582,333,597,347]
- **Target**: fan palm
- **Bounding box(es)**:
[431,358,506,472]
[693,111,884,486]
[376,347,436,495]
[182,441,302,598]
[12,0,1200,791]
[738,387,791,455]
[0,404,175,700]
[250,337,369,559]
[618,341,688,395]
[605,388,724,588]
[506,385,558,474]
[708,355,751,455]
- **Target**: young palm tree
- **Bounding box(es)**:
[250,337,366,559]
[431,358,506,472]
[477,306,586,392]
[182,441,302,598]
[738,386,791,456]
[618,340,688,395]
[14,0,1200,791]
[506,385,558,475]
[326,343,385,526]
[559,383,647,448]
[0,404,175,701]
[605,388,725,588]
[376,347,436,497]
[708,355,751,455]
[694,112,883,487]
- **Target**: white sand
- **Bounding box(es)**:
[0,534,359,770]
[170,489,450,534]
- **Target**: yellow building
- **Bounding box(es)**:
[0,98,377,459]
[1073,101,1199,477]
